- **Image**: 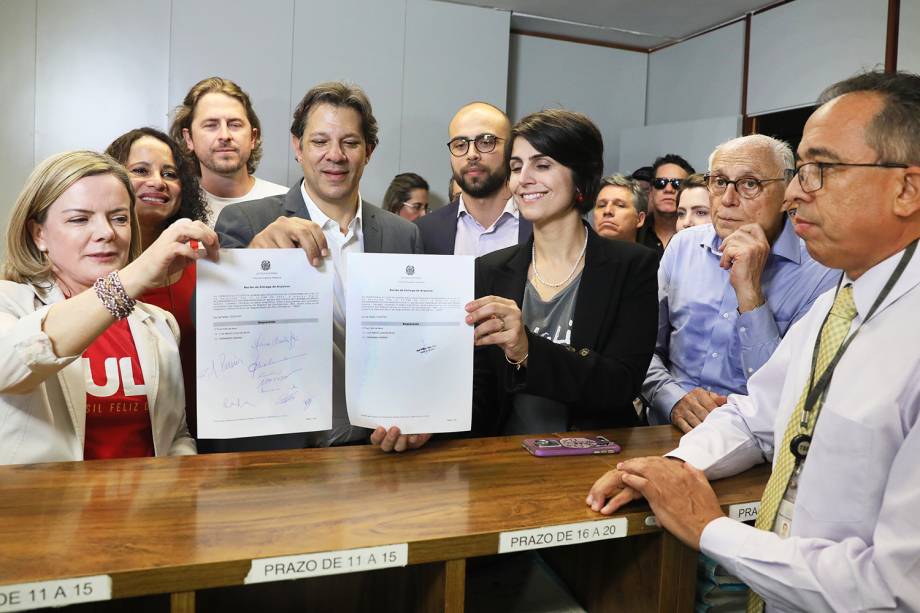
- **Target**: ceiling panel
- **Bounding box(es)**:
[437,0,784,49]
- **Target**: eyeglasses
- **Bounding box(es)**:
[791,161,908,193]
[447,133,503,157]
[401,202,428,213]
[705,174,787,199]
[652,177,683,190]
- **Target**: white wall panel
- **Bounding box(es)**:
[899,0,920,73]
[0,0,37,238]
[619,115,742,177]
[169,0,295,187]
[34,0,170,159]
[646,23,744,124]
[509,34,647,176]
[748,0,887,115]
[288,0,407,204]
[399,0,509,206]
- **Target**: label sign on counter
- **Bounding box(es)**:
[729,501,760,522]
[498,517,628,554]
[0,576,111,612]
[245,543,408,584]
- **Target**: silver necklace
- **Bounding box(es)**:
[531,228,588,288]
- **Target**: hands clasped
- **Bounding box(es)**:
[586,456,724,550]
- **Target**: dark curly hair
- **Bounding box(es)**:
[511,109,604,215]
[105,127,210,227]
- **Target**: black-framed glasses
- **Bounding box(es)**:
[652,177,683,190]
[792,161,908,193]
[447,133,503,157]
[705,173,787,199]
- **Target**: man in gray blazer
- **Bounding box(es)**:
[214,81,427,453]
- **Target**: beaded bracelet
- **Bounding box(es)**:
[93,270,137,320]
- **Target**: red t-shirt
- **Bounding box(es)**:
[140,264,197,437]
[83,319,154,459]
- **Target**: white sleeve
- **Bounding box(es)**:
[0,299,79,394]
[699,414,920,612]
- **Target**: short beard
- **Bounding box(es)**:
[455,167,507,199]
[199,154,246,177]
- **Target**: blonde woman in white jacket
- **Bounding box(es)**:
[0,150,218,465]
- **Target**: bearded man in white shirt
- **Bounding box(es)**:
[171,77,288,224]
[587,70,920,612]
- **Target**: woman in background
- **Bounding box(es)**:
[467,109,658,435]
[106,128,208,437]
[0,150,217,465]
[383,172,429,222]
[675,173,712,232]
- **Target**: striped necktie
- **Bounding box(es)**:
[747,285,857,613]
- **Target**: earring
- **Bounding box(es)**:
[575,190,584,203]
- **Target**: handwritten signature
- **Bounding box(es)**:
[198,353,245,380]
[248,352,309,377]
[416,345,437,354]
[223,397,255,410]
[251,331,300,353]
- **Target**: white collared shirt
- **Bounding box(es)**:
[453,195,520,257]
[300,183,366,445]
[669,246,920,612]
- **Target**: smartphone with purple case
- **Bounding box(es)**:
[522,435,622,457]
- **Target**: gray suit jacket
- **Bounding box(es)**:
[215,182,423,254]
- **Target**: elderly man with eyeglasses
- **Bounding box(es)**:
[642,134,837,432]
[415,102,532,255]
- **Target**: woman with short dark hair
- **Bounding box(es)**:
[467,109,658,435]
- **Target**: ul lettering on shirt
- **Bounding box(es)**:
[533,319,574,345]
[82,320,154,459]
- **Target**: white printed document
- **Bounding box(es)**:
[196,249,333,438]
[345,253,473,434]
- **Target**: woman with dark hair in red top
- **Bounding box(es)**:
[106,128,208,438]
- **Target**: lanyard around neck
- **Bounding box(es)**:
[800,240,918,429]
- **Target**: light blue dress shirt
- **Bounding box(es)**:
[453,195,520,257]
[643,219,838,425]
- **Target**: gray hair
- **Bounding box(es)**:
[817,70,920,165]
[708,134,794,180]
[598,174,647,214]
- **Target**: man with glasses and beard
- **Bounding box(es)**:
[642,135,836,432]
[415,102,532,255]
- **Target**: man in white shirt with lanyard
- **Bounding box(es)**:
[586,70,920,612]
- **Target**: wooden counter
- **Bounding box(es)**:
[0,426,768,613]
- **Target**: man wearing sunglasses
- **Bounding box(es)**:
[588,69,920,613]
[415,102,532,256]
[636,154,695,258]
[642,135,836,433]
